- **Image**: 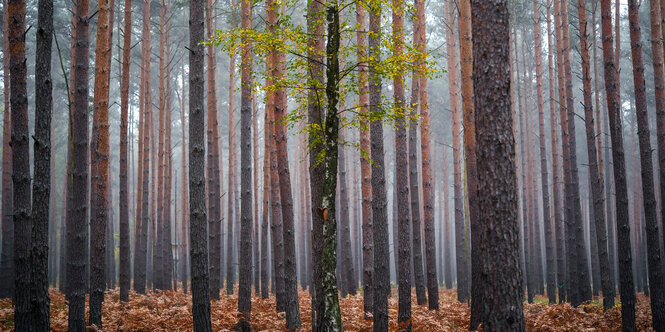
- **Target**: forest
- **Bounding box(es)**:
[0,0,664,330]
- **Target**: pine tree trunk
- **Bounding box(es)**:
[442,145,452,289]
[226,2,238,294]
[164,0,174,289]
[629,0,665,326]
[237,0,254,326]
[600,0,636,329]
[407,96,426,306]
[180,57,189,294]
[31,0,53,326]
[338,126,356,297]
[469,1,524,329]
[189,0,213,326]
[119,0,132,302]
[253,90,260,296]
[0,0,13,299]
[261,102,270,299]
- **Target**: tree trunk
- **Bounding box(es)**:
[442,145,452,289]
[119,0,132,302]
[338,126,356,297]
[261,100,270,299]
[600,0,636,329]
[31,0,53,326]
[226,1,238,294]
[369,1,389,330]
[407,93,426,306]
[164,0,174,290]
[469,1,524,329]
[237,0,254,326]
[0,0,13,299]
[189,0,213,326]
[629,0,665,326]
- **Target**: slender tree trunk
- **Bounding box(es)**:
[338,126,356,297]
[0,0,13,299]
[237,0,254,326]
[407,92,426,306]
[629,0,665,326]
[600,0,636,329]
[444,0,467,304]
[253,90,260,297]
[442,145,452,289]
[261,101,270,299]
[164,0,174,289]
[469,1,524,330]
[31,0,53,326]
[226,2,238,294]
[369,2,389,330]
[154,0,167,291]
[189,0,213,326]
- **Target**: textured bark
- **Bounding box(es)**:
[31,0,53,326]
[205,0,221,298]
[164,0,174,290]
[630,0,665,326]
[576,0,614,311]
[460,0,481,323]
[89,0,111,323]
[0,0,13,300]
[261,101,270,299]
[179,58,189,294]
[67,0,91,326]
[407,95,426,306]
[469,1,524,330]
[369,3,389,331]
[189,0,213,326]
[253,88,260,297]
[238,0,254,326]
[226,2,238,294]
[600,0,636,329]
[119,0,132,302]
[442,145,452,290]
[659,0,665,272]
[9,0,31,328]
[154,0,167,291]
[444,0,467,304]
[338,126,357,297]
[393,0,411,328]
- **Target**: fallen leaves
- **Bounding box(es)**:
[0,288,654,331]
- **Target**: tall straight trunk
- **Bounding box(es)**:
[59,148,69,294]
[460,0,482,325]
[164,0,174,289]
[134,48,144,293]
[31,0,53,326]
[272,8,301,323]
[532,0,555,304]
[48,123,57,288]
[600,0,636,329]
[67,0,91,326]
[369,2,389,330]
[261,102,270,299]
[469,1,524,329]
[415,0,438,308]
[444,0,467,303]
[0,0,13,299]
[407,92,426,306]
[119,0,132,302]
[179,59,189,293]
[629,0,665,326]
[393,0,411,328]
[89,0,111,323]
[205,0,221,298]
[253,91,260,297]
[338,126,356,297]
[238,0,254,326]
[561,0,592,305]
[576,0,614,310]
[357,0,373,312]
[154,0,167,291]
[226,2,238,294]
[189,0,213,326]
[442,145,452,289]
[659,0,665,266]
[9,0,31,328]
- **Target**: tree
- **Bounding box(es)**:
[0,0,13,296]
[338,124,357,297]
[393,0,412,328]
[0,0,13,299]
[205,0,222,299]
[238,0,254,325]
[155,0,167,290]
[89,0,111,324]
[260,99,270,299]
[179,57,189,294]
[628,0,665,327]
[600,0,636,329]
[573,0,614,311]
[67,0,91,326]
[226,0,238,295]
[469,1,524,330]
[31,0,53,326]
[189,0,213,326]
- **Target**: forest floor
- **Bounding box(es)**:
[0,287,654,331]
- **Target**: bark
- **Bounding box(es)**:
[630,0,665,326]
[253,87,260,297]
[9,0,30,328]
[338,126,357,297]
[205,0,222,298]
[89,0,111,324]
[189,0,213,326]
[261,102,270,299]
[469,1,524,330]
[393,0,411,328]
[442,145,452,289]
[0,0,13,300]
[576,0,614,311]
[180,58,189,294]
[600,0,636,329]
[407,93,426,306]
[238,0,254,326]
[443,0,467,304]
[164,0,174,290]
[369,2,389,331]
[31,0,53,326]
[67,0,91,326]
[119,0,132,302]
[155,0,167,291]
[226,2,238,294]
